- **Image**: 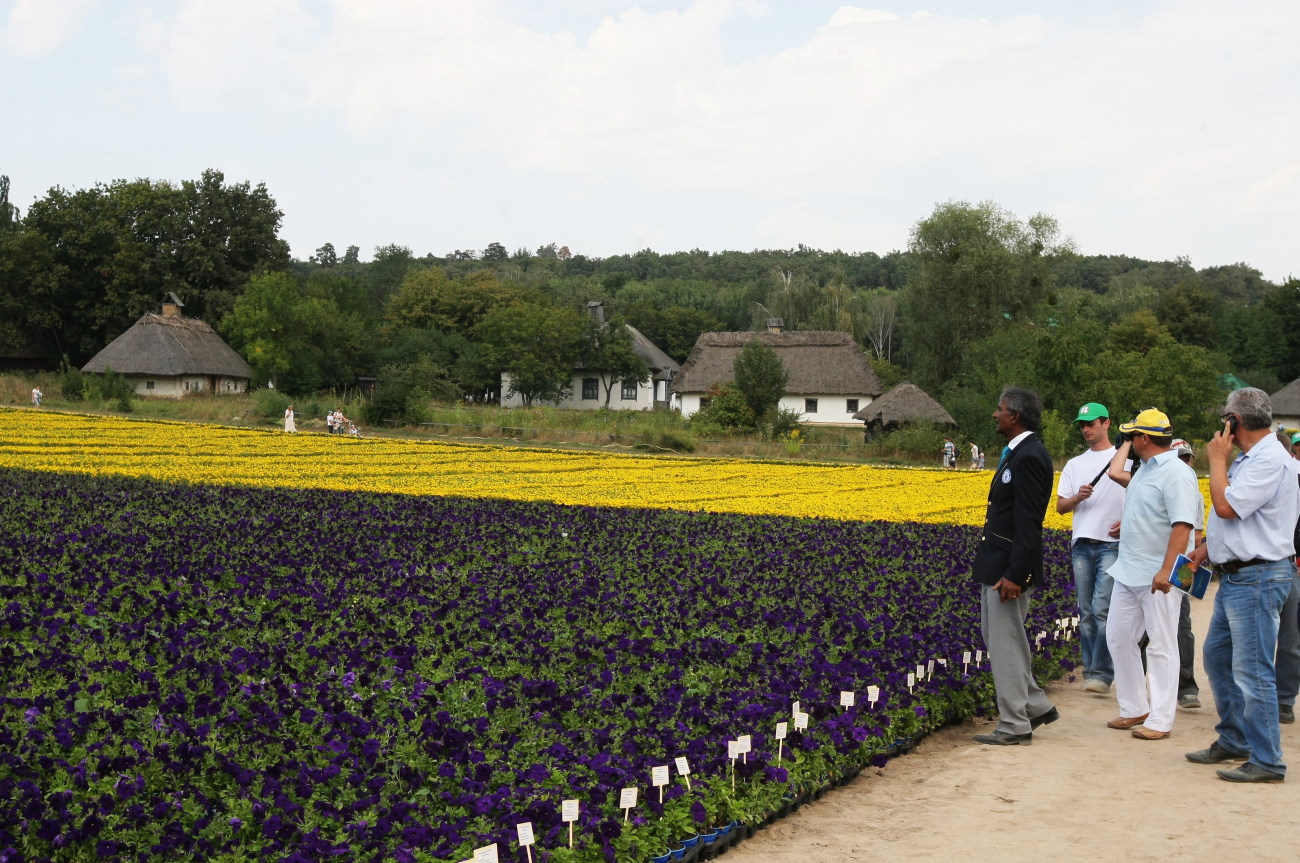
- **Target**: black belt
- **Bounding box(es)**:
[1075,537,1115,545]
[1213,558,1285,574]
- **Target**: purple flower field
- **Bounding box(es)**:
[0,467,1077,862]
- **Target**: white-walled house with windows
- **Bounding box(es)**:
[499,316,680,410]
[670,327,884,425]
[81,294,253,397]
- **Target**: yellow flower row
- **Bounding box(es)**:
[2,408,1210,529]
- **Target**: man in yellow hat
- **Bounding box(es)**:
[1103,408,1199,741]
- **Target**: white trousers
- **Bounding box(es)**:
[1106,581,1181,732]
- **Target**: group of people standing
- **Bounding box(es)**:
[281,405,356,436]
[971,385,1300,784]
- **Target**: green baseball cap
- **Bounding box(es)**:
[1292,432,1300,445]
[1074,403,1109,422]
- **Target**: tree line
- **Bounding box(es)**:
[2,170,1296,451]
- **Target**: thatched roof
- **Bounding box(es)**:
[671,331,883,396]
[853,381,955,427]
[626,325,680,382]
[1271,378,1300,416]
[83,308,253,379]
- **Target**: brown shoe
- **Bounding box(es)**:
[1131,725,1170,740]
[1107,713,1149,729]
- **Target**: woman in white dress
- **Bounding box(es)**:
[284,404,296,433]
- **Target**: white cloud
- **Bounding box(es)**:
[1,0,97,58]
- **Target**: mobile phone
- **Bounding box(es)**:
[1225,415,1239,433]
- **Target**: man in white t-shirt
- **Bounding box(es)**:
[1056,402,1126,694]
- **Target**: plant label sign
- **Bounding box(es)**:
[737,735,751,755]
[675,756,692,790]
[866,685,880,708]
[516,823,535,846]
[652,766,669,801]
[775,721,787,761]
[620,787,637,820]
[473,845,498,863]
[727,740,740,761]
[907,672,915,692]
[775,721,788,740]
[561,800,579,822]
[916,664,925,682]
[839,690,855,709]
[794,711,809,730]
[792,700,800,716]
[962,651,972,673]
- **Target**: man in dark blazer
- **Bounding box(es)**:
[972,386,1059,745]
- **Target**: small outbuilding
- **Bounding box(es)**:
[853,381,955,434]
[82,294,253,397]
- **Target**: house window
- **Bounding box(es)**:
[846,399,859,413]
[146,381,155,390]
[805,398,818,413]
[699,396,712,411]
[581,377,599,400]
[621,379,637,400]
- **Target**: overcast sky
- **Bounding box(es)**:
[3,0,1297,281]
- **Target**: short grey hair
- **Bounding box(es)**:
[1225,387,1273,431]
[1000,386,1043,432]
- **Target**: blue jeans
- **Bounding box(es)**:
[1276,572,1300,705]
[1072,539,1117,685]
[1203,559,1294,775]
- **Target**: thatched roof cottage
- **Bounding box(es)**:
[501,302,680,409]
[82,294,253,397]
[1271,378,1300,430]
[671,325,884,425]
[853,381,956,434]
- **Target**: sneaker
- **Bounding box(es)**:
[1217,762,1284,783]
[1082,679,1110,694]
[1179,693,1202,709]
[1186,741,1248,764]
[1279,704,1295,724]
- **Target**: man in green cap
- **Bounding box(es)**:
[1056,402,1125,694]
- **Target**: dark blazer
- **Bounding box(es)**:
[972,433,1053,588]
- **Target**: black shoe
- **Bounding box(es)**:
[1186,741,1248,764]
[1217,762,1284,783]
[973,730,1032,746]
[1279,704,1295,724]
[1030,707,1060,729]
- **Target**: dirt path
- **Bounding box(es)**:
[724,583,1298,863]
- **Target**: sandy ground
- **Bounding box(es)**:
[724,582,1298,863]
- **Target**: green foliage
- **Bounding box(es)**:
[474,302,588,406]
[769,407,803,441]
[902,200,1073,389]
[1039,409,1071,460]
[732,340,788,421]
[866,422,949,463]
[364,356,462,424]
[252,387,291,419]
[689,383,757,432]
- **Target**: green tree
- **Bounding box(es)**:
[582,319,650,407]
[1155,280,1219,345]
[901,200,1073,389]
[732,340,788,421]
[474,303,588,406]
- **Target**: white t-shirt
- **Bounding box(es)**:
[1057,446,1127,543]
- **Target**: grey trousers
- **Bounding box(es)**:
[981,585,1055,735]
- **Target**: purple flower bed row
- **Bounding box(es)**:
[0,468,1077,862]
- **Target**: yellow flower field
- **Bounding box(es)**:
[2,408,1210,529]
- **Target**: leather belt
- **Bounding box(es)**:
[1213,557,1276,574]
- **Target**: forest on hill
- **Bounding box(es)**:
[2,170,1297,448]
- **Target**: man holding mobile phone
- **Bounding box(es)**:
[1185,388,1300,782]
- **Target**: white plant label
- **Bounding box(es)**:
[907,672,915,691]
[962,651,972,664]
[794,711,809,730]
[976,649,984,664]
[652,766,670,787]
[675,756,690,776]
[867,685,880,706]
[839,690,855,708]
[916,664,926,681]
[516,823,535,846]
[792,700,800,716]
[620,787,638,808]
[473,845,498,863]
[775,721,788,740]
[737,735,752,754]
[727,740,740,760]
[561,800,579,822]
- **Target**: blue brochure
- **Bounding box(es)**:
[1170,554,1212,599]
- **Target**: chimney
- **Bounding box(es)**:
[162,292,185,318]
[766,318,784,335]
[586,301,606,326]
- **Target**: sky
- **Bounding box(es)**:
[3,0,1298,282]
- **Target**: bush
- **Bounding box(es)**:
[253,388,291,419]
[869,422,949,464]
[769,407,802,441]
[689,383,756,432]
